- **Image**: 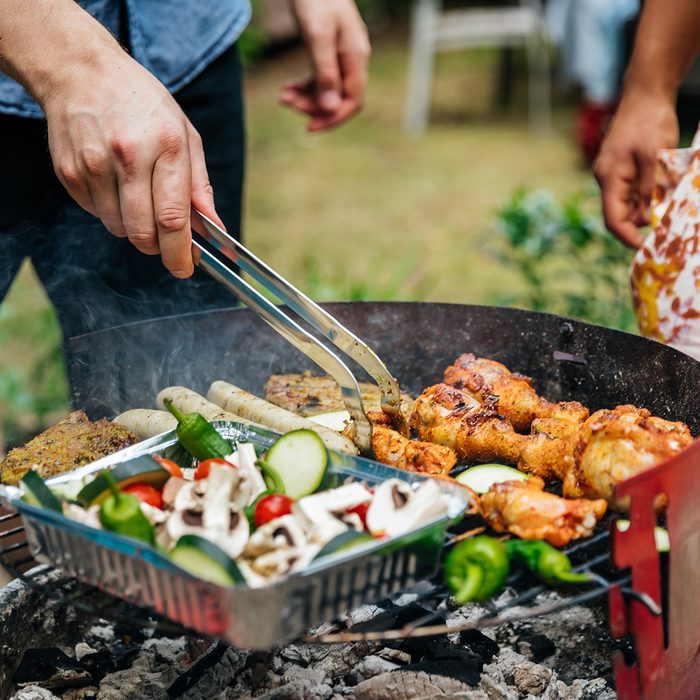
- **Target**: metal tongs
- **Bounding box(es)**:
[190,209,406,453]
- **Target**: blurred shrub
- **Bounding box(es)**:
[0,304,69,452]
[488,187,637,332]
[302,251,433,302]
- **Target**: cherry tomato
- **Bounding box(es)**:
[254,494,295,527]
[348,502,370,529]
[123,483,164,509]
[194,458,231,480]
[153,455,183,478]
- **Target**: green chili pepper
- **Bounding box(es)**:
[504,540,591,585]
[243,490,273,530]
[444,536,510,604]
[99,470,155,545]
[256,459,286,494]
[163,398,232,461]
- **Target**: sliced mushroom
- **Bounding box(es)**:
[63,503,102,530]
[234,442,267,506]
[162,476,187,509]
[203,462,241,531]
[366,478,449,538]
[293,482,372,545]
[140,502,171,550]
[244,514,307,558]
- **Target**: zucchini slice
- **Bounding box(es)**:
[21,470,62,512]
[455,463,528,494]
[170,534,245,586]
[308,411,351,432]
[313,530,375,561]
[264,429,328,499]
[616,519,670,553]
[77,456,170,507]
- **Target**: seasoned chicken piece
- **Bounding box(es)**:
[517,403,590,481]
[0,411,137,485]
[569,405,693,509]
[480,478,607,547]
[444,354,588,432]
[410,384,521,464]
[371,425,456,476]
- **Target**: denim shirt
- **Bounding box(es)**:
[0,0,251,119]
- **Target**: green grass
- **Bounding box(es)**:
[0,36,596,451]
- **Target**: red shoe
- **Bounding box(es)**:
[577,100,617,166]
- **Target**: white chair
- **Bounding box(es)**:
[404,0,551,133]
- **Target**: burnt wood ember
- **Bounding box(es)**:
[12,649,92,690]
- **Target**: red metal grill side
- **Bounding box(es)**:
[612,438,700,700]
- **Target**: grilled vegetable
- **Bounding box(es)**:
[263,429,328,499]
[444,536,510,604]
[455,464,528,494]
[77,456,170,507]
[207,381,358,455]
[616,519,670,553]
[21,470,62,512]
[313,530,374,560]
[123,483,163,509]
[170,534,245,586]
[254,494,295,527]
[163,398,233,461]
[153,455,184,478]
[308,410,351,432]
[504,539,591,585]
[243,490,273,530]
[112,409,176,440]
[194,458,231,480]
[98,471,155,544]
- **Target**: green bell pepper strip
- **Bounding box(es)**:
[163,398,233,461]
[504,539,591,585]
[256,459,286,494]
[243,490,274,530]
[444,536,510,604]
[98,470,155,545]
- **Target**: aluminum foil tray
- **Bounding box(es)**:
[0,422,471,649]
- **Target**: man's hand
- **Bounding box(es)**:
[42,51,221,278]
[594,88,678,249]
[282,0,371,132]
[0,0,222,278]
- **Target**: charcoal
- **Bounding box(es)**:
[12,649,92,690]
[353,670,485,700]
[349,603,444,633]
[405,658,482,686]
[460,628,500,663]
[515,632,556,662]
[513,661,552,695]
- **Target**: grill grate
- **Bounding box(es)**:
[1,506,655,648]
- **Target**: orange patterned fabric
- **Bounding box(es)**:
[631,128,700,360]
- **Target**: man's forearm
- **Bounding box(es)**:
[0,1,123,108]
[624,0,700,99]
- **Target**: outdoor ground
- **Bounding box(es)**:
[0,34,593,449]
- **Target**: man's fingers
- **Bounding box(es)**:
[118,172,159,255]
[600,177,645,249]
[636,153,656,226]
[281,87,320,116]
[305,26,342,111]
[152,130,194,278]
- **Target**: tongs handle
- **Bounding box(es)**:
[191,209,402,422]
[192,239,372,452]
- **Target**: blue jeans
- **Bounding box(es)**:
[0,44,244,340]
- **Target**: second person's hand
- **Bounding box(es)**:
[594,85,679,249]
[282,0,371,132]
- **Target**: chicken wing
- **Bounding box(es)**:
[371,425,457,476]
[444,354,588,432]
[569,405,694,508]
[479,478,607,547]
[410,383,521,464]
